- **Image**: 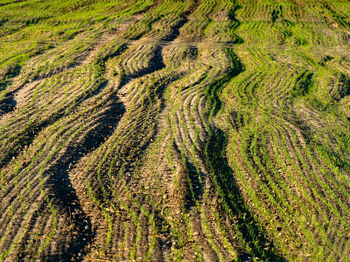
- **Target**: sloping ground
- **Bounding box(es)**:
[0,0,349,261]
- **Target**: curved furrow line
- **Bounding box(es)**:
[280,118,350,211]
[224,126,331,260]
[0,3,165,170]
[166,56,230,259]
[269,121,350,258]
[179,3,280,260]
[102,1,241,260]
[0,67,106,169]
[215,1,349,260]
[61,2,205,260]
[225,102,349,260]
[281,114,350,199]
[0,52,134,258]
[272,122,339,216]
[0,105,121,260]
[14,203,54,260]
[156,3,283,260]
[0,17,138,118]
[213,0,349,260]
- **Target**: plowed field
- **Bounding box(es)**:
[0,0,350,261]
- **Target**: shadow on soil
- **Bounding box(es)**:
[205,129,286,261]
[0,79,109,170]
[44,96,125,261]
